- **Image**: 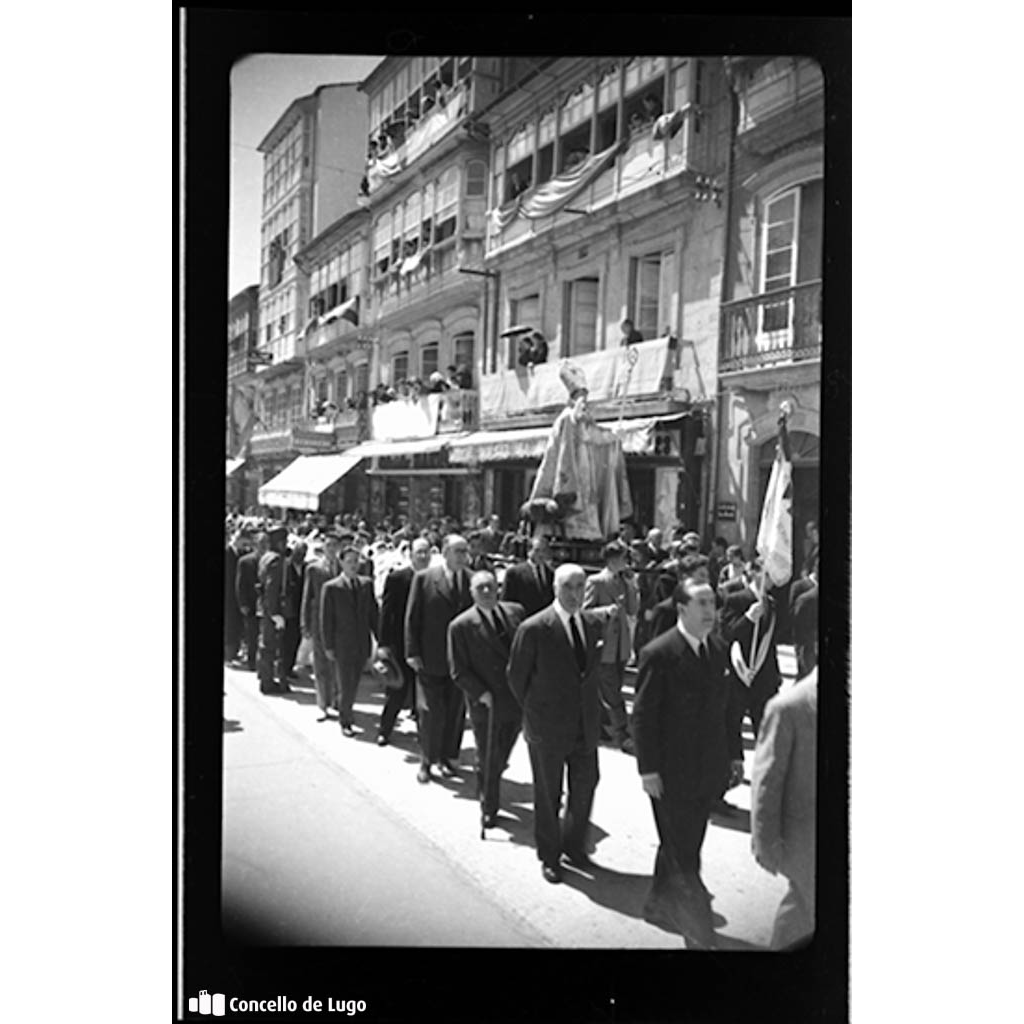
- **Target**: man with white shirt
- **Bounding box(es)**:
[631,575,745,948]
[508,563,615,884]
[405,534,474,783]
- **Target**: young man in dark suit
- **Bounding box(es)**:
[508,563,618,884]
[404,534,474,782]
[320,545,379,737]
[448,570,526,830]
[255,526,289,695]
[280,540,307,681]
[632,576,745,948]
[224,526,252,664]
[376,537,431,745]
[235,532,265,671]
[500,534,554,617]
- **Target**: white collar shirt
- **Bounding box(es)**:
[676,622,710,656]
[553,602,584,644]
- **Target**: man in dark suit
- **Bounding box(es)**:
[448,569,526,830]
[301,531,341,721]
[790,559,818,680]
[280,540,307,681]
[479,514,503,556]
[646,554,711,642]
[632,576,745,948]
[376,537,432,745]
[466,530,494,574]
[224,526,252,664]
[751,667,817,949]
[256,525,290,695]
[321,545,379,737]
[500,534,554,617]
[235,531,265,671]
[405,534,474,782]
[508,563,617,884]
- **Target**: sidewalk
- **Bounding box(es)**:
[222,650,795,949]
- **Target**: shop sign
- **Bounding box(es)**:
[716,501,737,521]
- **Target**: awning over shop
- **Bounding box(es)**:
[226,457,245,477]
[344,435,463,460]
[257,452,363,511]
[447,414,689,465]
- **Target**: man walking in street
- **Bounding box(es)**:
[404,534,474,782]
[376,537,431,745]
[224,525,252,664]
[256,525,290,695]
[448,570,526,831]
[301,530,342,721]
[583,540,640,755]
[280,540,307,682]
[631,575,744,948]
[508,563,615,884]
[235,530,266,671]
[500,534,554,617]
[751,666,817,950]
[321,545,379,737]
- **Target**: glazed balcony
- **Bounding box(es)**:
[719,280,822,374]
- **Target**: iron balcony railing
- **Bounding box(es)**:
[719,279,822,374]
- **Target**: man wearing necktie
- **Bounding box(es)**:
[632,575,745,948]
[508,563,619,884]
[405,534,474,783]
[448,570,526,830]
[300,531,343,721]
[500,535,555,617]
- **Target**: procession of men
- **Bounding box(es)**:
[224,507,819,951]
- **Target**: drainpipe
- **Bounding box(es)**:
[706,61,738,543]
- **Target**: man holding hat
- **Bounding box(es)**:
[255,524,290,695]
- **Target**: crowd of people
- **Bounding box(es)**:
[223,508,819,949]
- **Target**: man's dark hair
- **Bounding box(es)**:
[713,536,728,549]
[672,575,709,606]
[678,554,709,578]
[339,544,358,560]
[602,539,628,563]
[467,529,482,543]
[726,544,744,560]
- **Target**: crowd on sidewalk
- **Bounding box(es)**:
[224,508,819,950]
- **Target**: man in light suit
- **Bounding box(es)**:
[508,563,617,884]
[584,540,640,754]
[500,534,554,617]
[448,570,526,830]
[301,530,342,721]
[632,575,745,948]
[320,545,379,737]
[751,667,817,950]
[405,534,474,782]
[375,537,431,745]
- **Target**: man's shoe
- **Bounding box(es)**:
[275,681,292,694]
[286,670,298,680]
[439,761,459,778]
[376,735,389,747]
[341,723,356,737]
[416,765,432,784]
[562,849,595,871]
[481,811,498,829]
[316,710,330,723]
[541,864,563,884]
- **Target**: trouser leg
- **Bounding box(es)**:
[527,741,565,868]
[256,617,280,691]
[416,674,446,765]
[310,635,336,711]
[281,617,300,675]
[562,733,599,856]
[771,875,815,950]
[379,664,414,739]
[337,660,362,726]
[597,660,630,743]
[244,614,259,669]
[441,683,467,763]
[485,719,521,814]
[224,607,241,661]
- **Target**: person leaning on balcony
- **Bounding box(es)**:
[620,319,644,346]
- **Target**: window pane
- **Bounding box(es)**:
[765,250,793,281]
[767,221,794,251]
[767,192,796,224]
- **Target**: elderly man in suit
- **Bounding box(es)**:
[632,575,745,948]
[224,526,252,664]
[500,534,554,617]
[255,525,290,695]
[376,537,432,746]
[405,534,474,782]
[301,530,342,721]
[508,563,617,884]
[751,667,817,950]
[235,531,266,671]
[448,569,526,831]
[320,545,379,737]
[584,540,640,755]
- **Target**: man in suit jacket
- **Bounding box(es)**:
[790,562,818,681]
[720,566,782,740]
[646,555,712,643]
[448,570,526,829]
[508,563,617,884]
[376,537,431,745]
[224,526,252,663]
[280,541,307,681]
[632,576,745,948]
[751,668,817,950]
[500,534,554,617]
[320,545,379,737]
[235,532,265,671]
[255,526,289,695]
[301,531,342,720]
[405,534,474,782]
[583,540,640,754]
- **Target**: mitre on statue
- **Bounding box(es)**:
[558,360,589,400]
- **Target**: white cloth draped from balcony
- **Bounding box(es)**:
[370,393,442,441]
[319,296,359,327]
[479,335,674,419]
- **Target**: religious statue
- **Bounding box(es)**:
[528,361,633,540]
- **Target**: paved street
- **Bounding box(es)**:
[222,655,793,949]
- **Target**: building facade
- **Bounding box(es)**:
[712,56,824,570]
[247,83,369,503]
[226,284,260,510]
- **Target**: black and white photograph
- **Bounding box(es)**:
[180,12,850,1023]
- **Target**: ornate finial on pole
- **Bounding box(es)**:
[779,399,793,420]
